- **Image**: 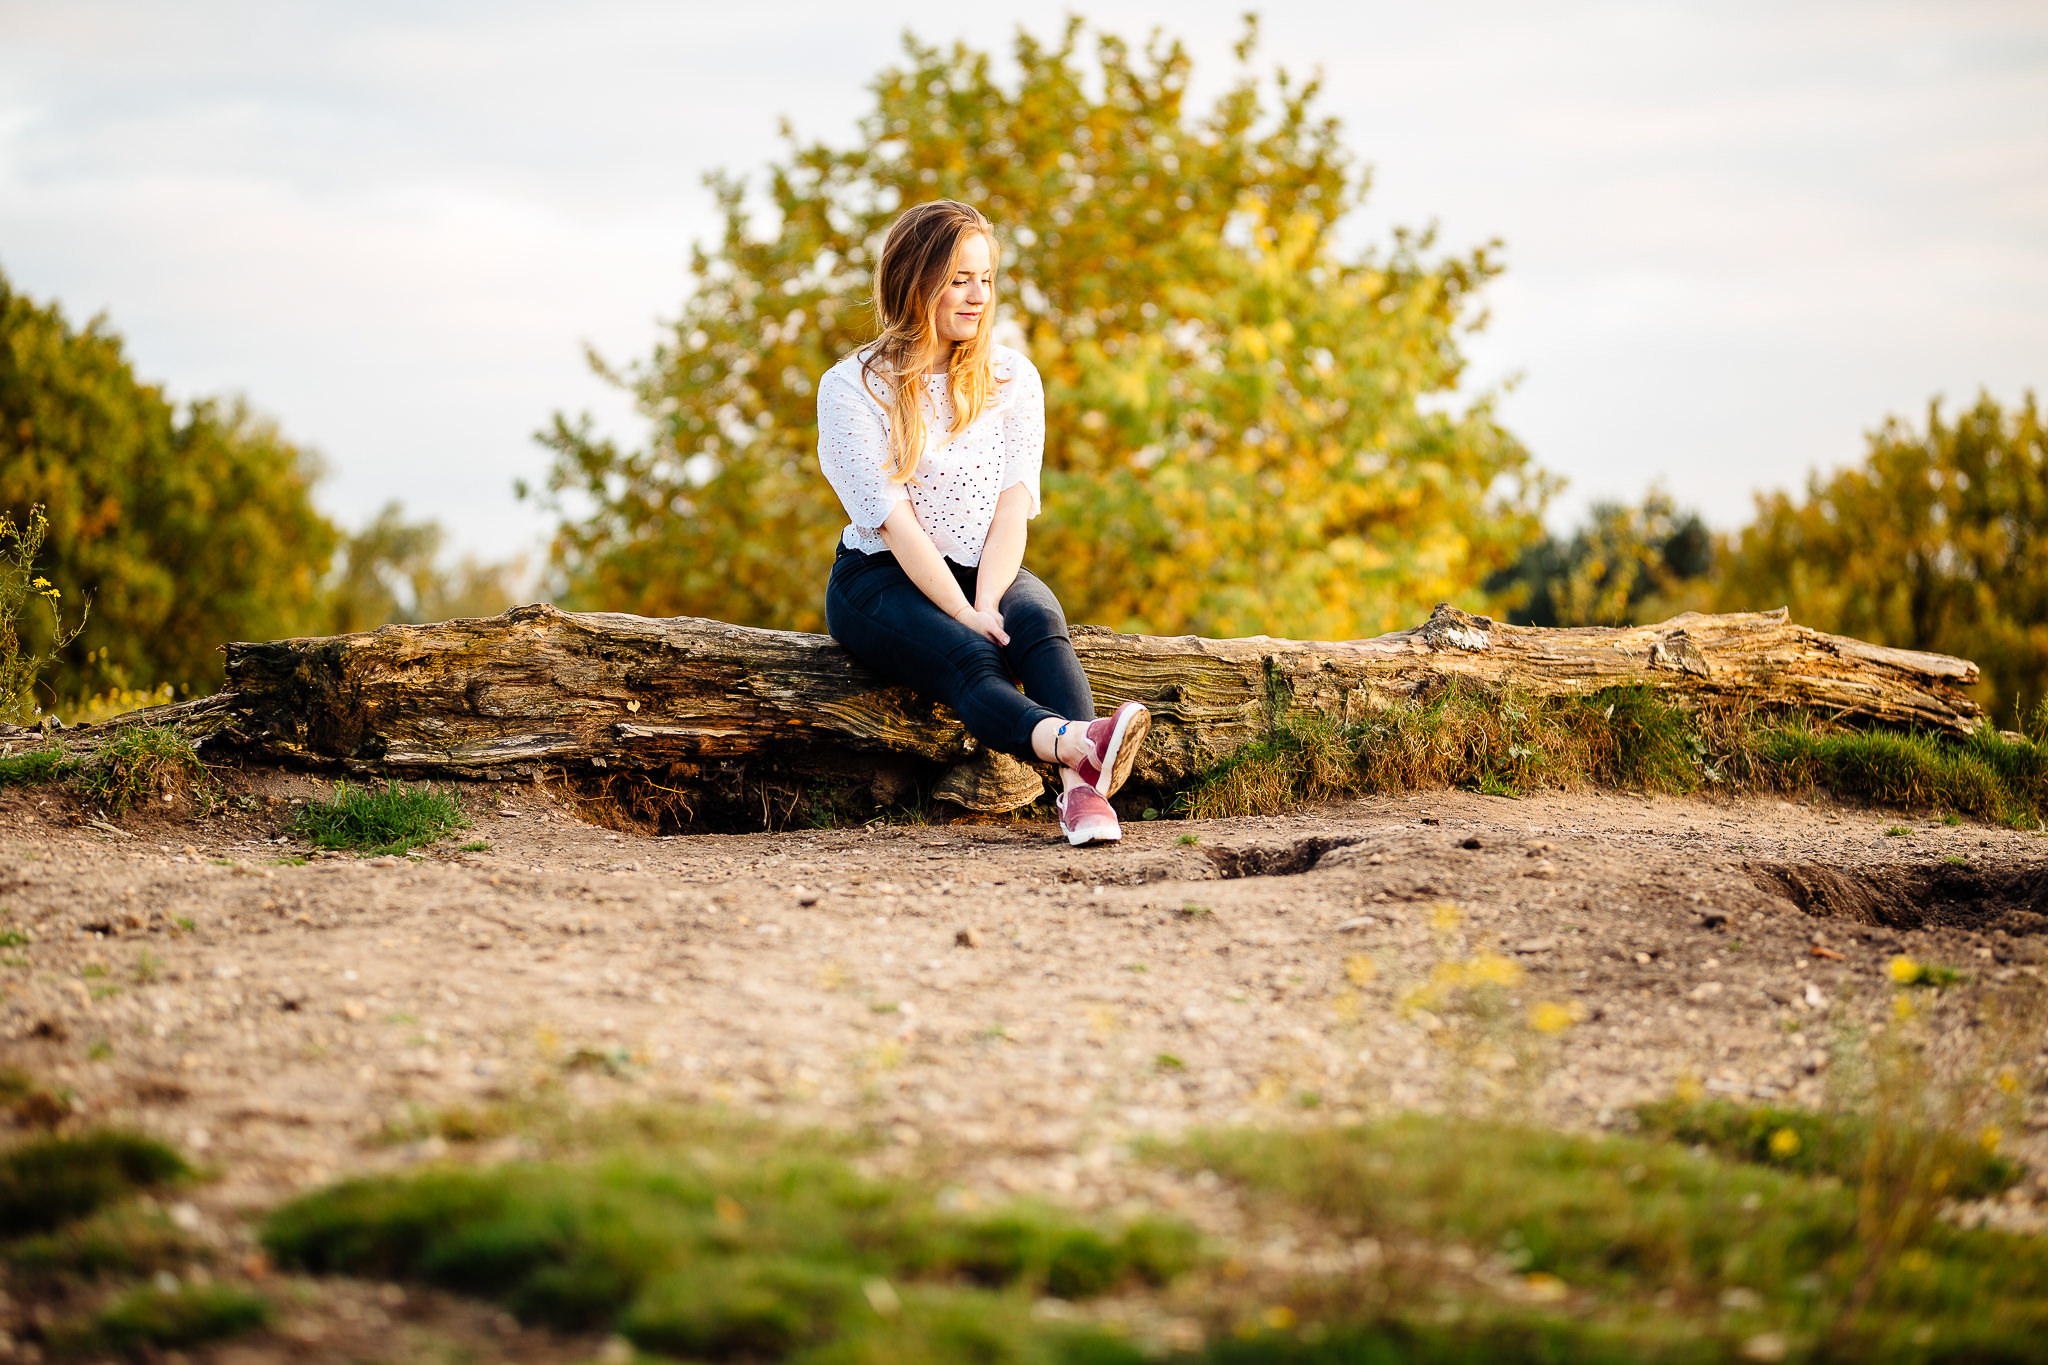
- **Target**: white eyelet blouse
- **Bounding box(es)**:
[816,343,1045,567]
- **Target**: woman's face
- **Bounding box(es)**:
[933,230,993,344]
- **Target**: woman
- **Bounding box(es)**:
[818,200,1148,846]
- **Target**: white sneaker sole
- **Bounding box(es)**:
[1063,815,1122,846]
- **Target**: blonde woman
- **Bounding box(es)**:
[818,200,1148,846]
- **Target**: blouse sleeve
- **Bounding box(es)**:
[816,362,906,532]
[998,352,1045,518]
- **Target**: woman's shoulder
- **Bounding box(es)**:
[819,347,886,404]
[990,344,1042,389]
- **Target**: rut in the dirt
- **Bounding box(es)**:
[1751,860,2048,937]
[1052,833,1372,885]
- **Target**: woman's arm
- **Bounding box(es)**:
[879,501,1010,646]
[973,482,1033,612]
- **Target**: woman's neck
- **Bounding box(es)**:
[925,341,956,376]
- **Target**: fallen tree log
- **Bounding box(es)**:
[152,602,1984,821]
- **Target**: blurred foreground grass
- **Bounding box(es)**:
[247,1098,2047,1363]
[3,1091,2041,1360]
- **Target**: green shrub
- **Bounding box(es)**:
[0,504,88,725]
[291,779,469,855]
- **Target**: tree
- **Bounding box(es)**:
[0,267,340,700]
[530,16,1552,639]
[1714,391,2048,727]
[321,502,527,636]
[1491,489,1712,628]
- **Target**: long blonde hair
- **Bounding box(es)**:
[860,201,1000,483]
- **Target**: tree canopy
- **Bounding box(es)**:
[1713,391,2048,728]
[1490,490,1712,629]
[530,17,1551,639]
[0,267,338,699]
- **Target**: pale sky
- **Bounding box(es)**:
[2,0,2044,565]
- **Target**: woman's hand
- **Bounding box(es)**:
[953,605,1010,646]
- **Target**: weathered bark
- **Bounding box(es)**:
[157,602,1984,819]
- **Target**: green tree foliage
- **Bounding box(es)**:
[1715,391,2048,727]
[531,16,1551,638]
[1491,489,1712,628]
[0,267,337,697]
[323,502,525,635]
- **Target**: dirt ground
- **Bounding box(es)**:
[3,770,2047,1358]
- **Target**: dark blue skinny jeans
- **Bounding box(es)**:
[825,543,1095,760]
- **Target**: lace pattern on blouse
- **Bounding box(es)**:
[815,344,1045,566]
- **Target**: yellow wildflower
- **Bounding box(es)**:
[1261,1305,1297,1332]
[1980,1124,2003,1157]
[1466,951,1523,987]
[1996,1067,2021,1096]
[1345,954,1377,986]
[1768,1127,1802,1159]
[1889,955,1925,985]
[1530,1000,1580,1034]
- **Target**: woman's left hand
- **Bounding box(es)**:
[954,605,1010,646]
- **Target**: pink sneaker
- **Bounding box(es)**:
[1055,784,1121,846]
[1069,701,1151,799]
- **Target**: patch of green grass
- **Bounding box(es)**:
[0,928,28,947]
[458,840,494,852]
[0,742,74,787]
[1633,1096,2019,1199]
[1170,677,2048,825]
[0,1130,189,1235]
[262,1105,1194,1361]
[291,779,470,855]
[1763,721,2048,828]
[50,1283,269,1356]
[1167,1115,2048,1358]
[5,1203,201,1282]
[1942,853,1969,866]
[80,724,208,813]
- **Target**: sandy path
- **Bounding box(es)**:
[6,774,2045,1240]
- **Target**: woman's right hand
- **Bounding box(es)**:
[953,605,1010,646]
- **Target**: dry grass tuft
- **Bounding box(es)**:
[1175,680,2048,827]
